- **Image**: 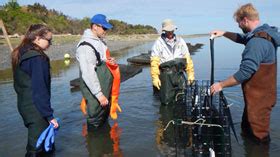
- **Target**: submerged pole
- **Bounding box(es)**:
[0,19,13,52]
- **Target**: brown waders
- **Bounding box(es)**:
[241,63,276,143]
[241,31,277,143]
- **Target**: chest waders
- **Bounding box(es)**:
[159,58,186,105]
[13,51,50,155]
[241,31,277,142]
[78,41,113,129]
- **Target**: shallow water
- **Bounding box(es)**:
[0,37,280,157]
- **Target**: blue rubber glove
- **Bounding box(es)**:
[36,118,60,152]
[45,118,60,152]
[44,124,55,151]
[36,124,52,148]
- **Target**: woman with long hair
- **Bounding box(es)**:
[12,24,59,157]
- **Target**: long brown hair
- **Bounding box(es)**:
[11,24,52,71]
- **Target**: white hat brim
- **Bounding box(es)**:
[162,25,177,32]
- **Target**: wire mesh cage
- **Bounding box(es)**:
[171,80,232,157]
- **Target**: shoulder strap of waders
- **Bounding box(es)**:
[78,41,102,66]
[19,50,42,64]
[253,31,276,49]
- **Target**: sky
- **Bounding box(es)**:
[1,0,279,35]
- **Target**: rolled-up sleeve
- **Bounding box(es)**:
[235,33,247,44]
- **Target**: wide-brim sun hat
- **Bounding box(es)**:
[91,14,113,30]
[162,19,177,32]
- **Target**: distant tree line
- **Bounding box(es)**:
[0,1,158,35]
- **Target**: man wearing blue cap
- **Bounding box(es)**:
[76,14,115,129]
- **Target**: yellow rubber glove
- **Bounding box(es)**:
[150,56,161,90]
[80,97,87,116]
[110,95,122,120]
[184,54,195,83]
[153,78,161,90]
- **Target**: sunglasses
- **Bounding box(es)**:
[97,24,108,31]
[41,36,52,45]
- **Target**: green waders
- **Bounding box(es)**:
[159,58,186,105]
[80,62,113,129]
[13,51,50,156]
[86,121,114,156]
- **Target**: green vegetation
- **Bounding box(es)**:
[109,20,157,35]
[0,1,158,35]
[0,35,81,46]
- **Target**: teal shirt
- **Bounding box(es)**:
[233,24,280,83]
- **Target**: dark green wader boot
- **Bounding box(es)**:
[86,121,114,156]
[80,62,113,129]
[13,51,51,157]
[159,58,186,105]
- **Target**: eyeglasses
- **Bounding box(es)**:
[41,36,52,45]
[97,24,108,31]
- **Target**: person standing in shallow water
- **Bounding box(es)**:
[76,14,121,130]
[12,24,59,157]
[210,3,280,143]
[150,19,195,105]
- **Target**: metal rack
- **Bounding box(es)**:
[164,80,232,157]
[185,80,231,157]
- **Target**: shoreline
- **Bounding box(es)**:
[0,34,207,70]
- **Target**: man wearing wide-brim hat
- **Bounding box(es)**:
[150,19,195,105]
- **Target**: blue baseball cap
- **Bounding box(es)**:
[91,14,113,30]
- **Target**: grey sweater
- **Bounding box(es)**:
[76,29,108,98]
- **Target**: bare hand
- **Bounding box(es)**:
[50,118,59,129]
[210,82,223,95]
[98,94,109,106]
[210,30,225,38]
[107,57,116,65]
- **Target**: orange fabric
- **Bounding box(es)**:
[81,123,88,137]
[110,122,122,156]
[106,49,122,120]
[80,98,87,116]
[79,49,121,119]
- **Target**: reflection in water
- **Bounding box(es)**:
[243,136,269,157]
[50,58,76,77]
[156,104,192,156]
[1,38,280,156]
[0,58,75,83]
[0,68,13,83]
[64,59,71,66]
[83,122,123,157]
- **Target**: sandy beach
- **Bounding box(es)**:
[0,34,154,70]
